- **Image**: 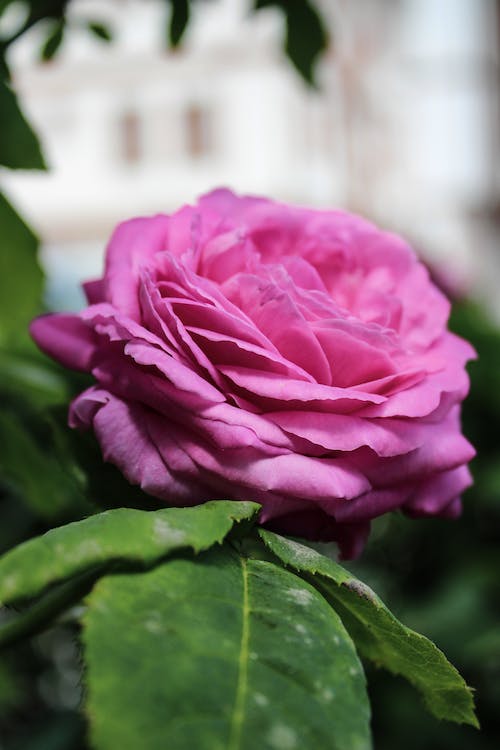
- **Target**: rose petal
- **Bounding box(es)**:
[30,314,97,371]
[104,214,169,319]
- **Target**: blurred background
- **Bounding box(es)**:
[0,1,499,749]
[3,0,500,314]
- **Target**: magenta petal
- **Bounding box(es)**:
[333,486,411,523]
[92,393,208,503]
[83,279,106,305]
[30,314,96,371]
[226,273,332,383]
[352,408,475,486]
[124,341,224,404]
[180,442,370,503]
[104,214,169,320]
[69,386,108,428]
[218,366,386,412]
[266,411,427,456]
[314,321,397,388]
[404,464,472,517]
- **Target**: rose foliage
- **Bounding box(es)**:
[31,189,475,558]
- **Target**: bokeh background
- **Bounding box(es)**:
[0,1,499,748]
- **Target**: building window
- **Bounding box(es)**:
[120,110,141,164]
[185,104,212,158]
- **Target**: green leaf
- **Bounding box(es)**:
[0,657,22,717]
[167,0,190,47]
[0,192,44,346]
[254,0,329,86]
[0,502,260,606]
[0,348,69,407]
[0,80,47,169]
[0,54,10,82]
[40,19,64,61]
[0,0,14,16]
[87,21,113,43]
[0,398,93,522]
[0,568,98,649]
[258,530,478,728]
[0,355,90,524]
[83,545,371,750]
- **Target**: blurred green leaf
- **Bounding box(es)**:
[254,0,329,85]
[0,568,98,649]
[0,82,47,169]
[83,546,370,750]
[0,350,92,527]
[259,530,478,728]
[0,192,44,347]
[0,658,22,716]
[40,20,65,61]
[0,494,38,555]
[0,53,9,81]
[0,406,89,521]
[0,0,14,15]
[3,710,86,750]
[167,0,190,47]
[0,348,69,407]
[86,21,113,43]
[24,0,69,23]
[0,502,260,606]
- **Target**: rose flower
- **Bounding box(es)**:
[31,190,475,558]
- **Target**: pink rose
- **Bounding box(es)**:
[30,189,475,558]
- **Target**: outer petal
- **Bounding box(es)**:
[72,389,210,504]
[30,314,97,371]
[266,411,429,457]
[403,464,473,517]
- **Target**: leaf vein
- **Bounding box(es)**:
[228,556,250,750]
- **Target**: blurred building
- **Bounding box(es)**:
[1,0,499,314]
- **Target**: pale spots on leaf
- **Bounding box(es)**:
[286,587,314,606]
[280,538,323,567]
[267,723,298,750]
[293,622,313,646]
[343,579,378,603]
[152,518,187,546]
[1,574,18,599]
[91,598,110,614]
[253,692,269,707]
[144,612,164,635]
[349,733,373,750]
[54,543,65,556]
[321,687,335,703]
[72,539,103,563]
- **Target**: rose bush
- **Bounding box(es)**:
[30,189,475,557]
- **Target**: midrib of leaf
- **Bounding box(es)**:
[228,555,250,750]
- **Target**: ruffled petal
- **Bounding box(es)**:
[104,214,169,319]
